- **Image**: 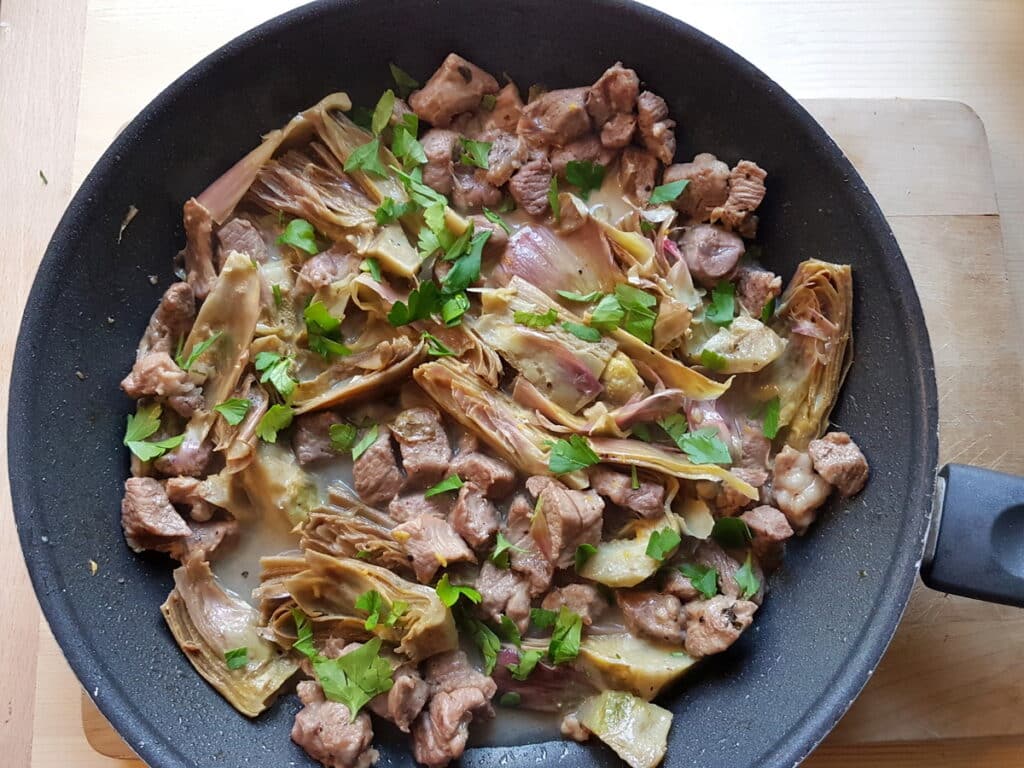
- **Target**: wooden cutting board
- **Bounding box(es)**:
[26,97,1023,767]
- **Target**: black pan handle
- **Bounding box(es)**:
[921,463,1024,607]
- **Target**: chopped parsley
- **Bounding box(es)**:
[631,465,640,490]
[762,397,781,439]
[706,280,736,327]
[700,348,728,371]
[648,179,689,205]
[497,615,522,646]
[391,113,426,168]
[613,284,658,344]
[392,165,448,208]
[371,89,396,136]
[490,532,525,569]
[574,543,597,571]
[441,292,470,326]
[557,289,603,303]
[561,321,602,342]
[482,207,512,234]
[329,422,358,453]
[735,553,761,599]
[435,573,482,607]
[213,398,251,426]
[389,63,419,99]
[547,434,600,474]
[460,611,500,674]
[645,527,681,562]
[530,607,558,630]
[680,563,718,600]
[375,197,417,225]
[547,607,583,665]
[761,296,777,324]
[256,404,293,443]
[277,218,319,255]
[304,301,352,360]
[659,417,732,465]
[123,402,184,461]
[351,425,379,461]
[459,138,492,170]
[272,283,284,308]
[589,293,625,331]
[345,138,388,178]
[424,474,464,498]
[359,258,382,282]
[422,331,457,357]
[254,351,296,398]
[499,692,522,707]
[514,308,558,328]
[710,517,754,549]
[388,282,443,326]
[176,331,222,372]
[441,230,489,294]
[565,160,605,200]
[224,647,248,670]
[355,589,385,630]
[507,649,543,681]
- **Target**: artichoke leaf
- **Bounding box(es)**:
[578,514,679,587]
[492,223,620,298]
[238,441,319,526]
[574,633,696,701]
[161,559,299,717]
[213,374,270,475]
[575,690,674,768]
[285,550,457,661]
[608,325,729,401]
[699,315,786,374]
[302,491,414,577]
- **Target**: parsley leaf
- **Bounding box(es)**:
[648,179,689,205]
[761,296,777,324]
[443,222,474,262]
[329,422,358,453]
[590,293,625,331]
[711,517,753,549]
[224,647,248,670]
[441,292,470,326]
[389,63,419,99]
[304,301,351,360]
[680,563,718,599]
[557,289,603,303]
[481,93,498,111]
[441,231,489,294]
[352,425,379,461]
[706,280,736,327]
[645,527,681,562]
[499,691,522,707]
[548,176,560,220]
[658,413,689,446]
[459,138,491,170]
[375,197,417,225]
[272,284,284,308]
[256,404,293,443]
[359,258,382,283]
[127,434,184,462]
[565,160,605,200]
[292,608,316,657]
[482,207,511,234]
[548,434,600,474]
[514,308,558,328]
[213,398,251,426]
[345,138,388,178]
[349,106,373,131]
[277,218,319,255]
[393,165,449,207]
[435,573,482,607]
[424,474,464,498]
[614,284,658,344]
[388,282,442,326]
[530,607,558,630]
[574,543,597,571]
[177,331,222,371]
[700,348,728,370]
[631,465,640,490]
[561,321,602,342]
[678,427,732,465]
[735,552,761,599]
[123,403,184,461]
[459,611,500,674]
[422,331,457,357]
[385,600,409,628]
[762,397,781,439]
[254,351,296,398]
[392,113,426,168]
[490,532,525,570]
[313,639,394,716]
[548,607,583,665]
[497,615,522,647]
[507,649,543,681]
[371,89,395,136]
[355,589,385,630]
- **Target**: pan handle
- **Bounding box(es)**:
[921,463,1024,607]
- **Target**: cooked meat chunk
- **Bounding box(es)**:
[291,680,378,768]
[693,540,764,603]
[677,223,744,288]
[485,132,528,187]
[617,147,658,203]
[294,247,360,299]
[165,475,215,522]
[369,665,430,733]
[121,352,204,417]
[451,167,503,211]
[153,435,212,478]
[735,265,782,317]
[739,422,771,473]
[476,560,532,633]
[617,590,685,645]
[167,516,238,563]
[353,426,405,507]
[393,514,476,583]
[600,112,636,149]
[661,568,701,602]
[421,129,459,195]
[663,153,730,221]
[525,476,604,569]
[808,432,869,497]
[449,450,516,499]
[449,483,499,550]
[410,53,499,128]
[182,198,217,300]
[121,477,191,553]
[588,467,664,518]
[585,62,640,125]
[549,134,614,176]
[466,214,510,253]
[388,494,452,523]
[684,596,757,658]
[292,411,344,465]
[541,584,607,626]
[505,494,554,595]
[712,160,767,238]
[483,83,525,134]
[518,88,592,148]
[740,505,794,568]
[140,282,195,357]
[772,445,832,534]
[508,152,554,216]
[390,408,452,487]
[636,90,676,164]
[216,217,268,270]
[412,650,497,768]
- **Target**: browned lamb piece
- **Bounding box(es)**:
[740,505,794,569]
[420,129,459,195]
[588,467,664,518]
[711,160,767,238]
[370,665,430,734]
[451,167,503,211]
[676,223,745,288]
[600,113,636,149]
[388,494,452,524]
[138,282,195,357]
[215,217,268,270]
[392,514,476,584]
[508,151,554,216]
[410,53,500,127]
[525,476,604,569]
[735,265,782,317]
[616,590,686,645]
[390,407,452,488]
[504,494,554,596]
[683,596,758,658]
[182,198,217,300]
[291,411,344,465]
[549,134,615,176]
[475,560,532,633]
[353,426,405,507]
[120,352,204,417]
[662,153,730,221]
[636,90,676,164]
[449,483,499,550]
[772,445,833,534]
[518,88,593,148]
[449,449,516,499]
[541,584,607,626]
[291,680,378,768]
[484,132,528,187]
[121,477,191,553]
[585,62,640,126]
[293,247,361,300]
[618,146,659,203]
[807,432,869,497]
[483,83,525,134]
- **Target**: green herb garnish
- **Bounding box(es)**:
[213,398,251,426]
[762,397,781,439]
[277,218,319,255]
[459,138,492,170]
[435,573,482,607]
[548,434,600,474]
[329,423,358,453]
[345,138,388,178]
[561,321,602,342]
[574,543,597,571]
[648,179,689,205]
[645,527,681,562]
[424,474,464,498]
[706,280,735,327]
[514,308,558,328]
[710,517,754,549]
[735,552,761,599]
[256,404,293,443]
[351,425,379,461]
[680,563,718,599]
[224,647,248,670]
[565,160,605,200]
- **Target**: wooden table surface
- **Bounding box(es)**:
[3,1,1024,766]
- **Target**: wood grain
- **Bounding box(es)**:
[0,0,89,764]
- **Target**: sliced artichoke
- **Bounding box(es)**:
[608,325,729,401]
[284,550,457,661]
[575,633,696,700]
[237,440,319,526]
[578,514,679,587]
[575,690,673,768]
[700,315,786,373]
[161,559,299,717]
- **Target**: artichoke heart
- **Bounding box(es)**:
[701,315,786,373]
[284,550,457,661]
[575,633,696,701]
[161,559,299,717]
[237,440,319,526]
[575,690,674,768]
[579,514,679,587]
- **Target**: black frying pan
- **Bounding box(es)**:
[10,2,1024,767]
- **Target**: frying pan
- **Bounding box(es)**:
[9,1,1024,767]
